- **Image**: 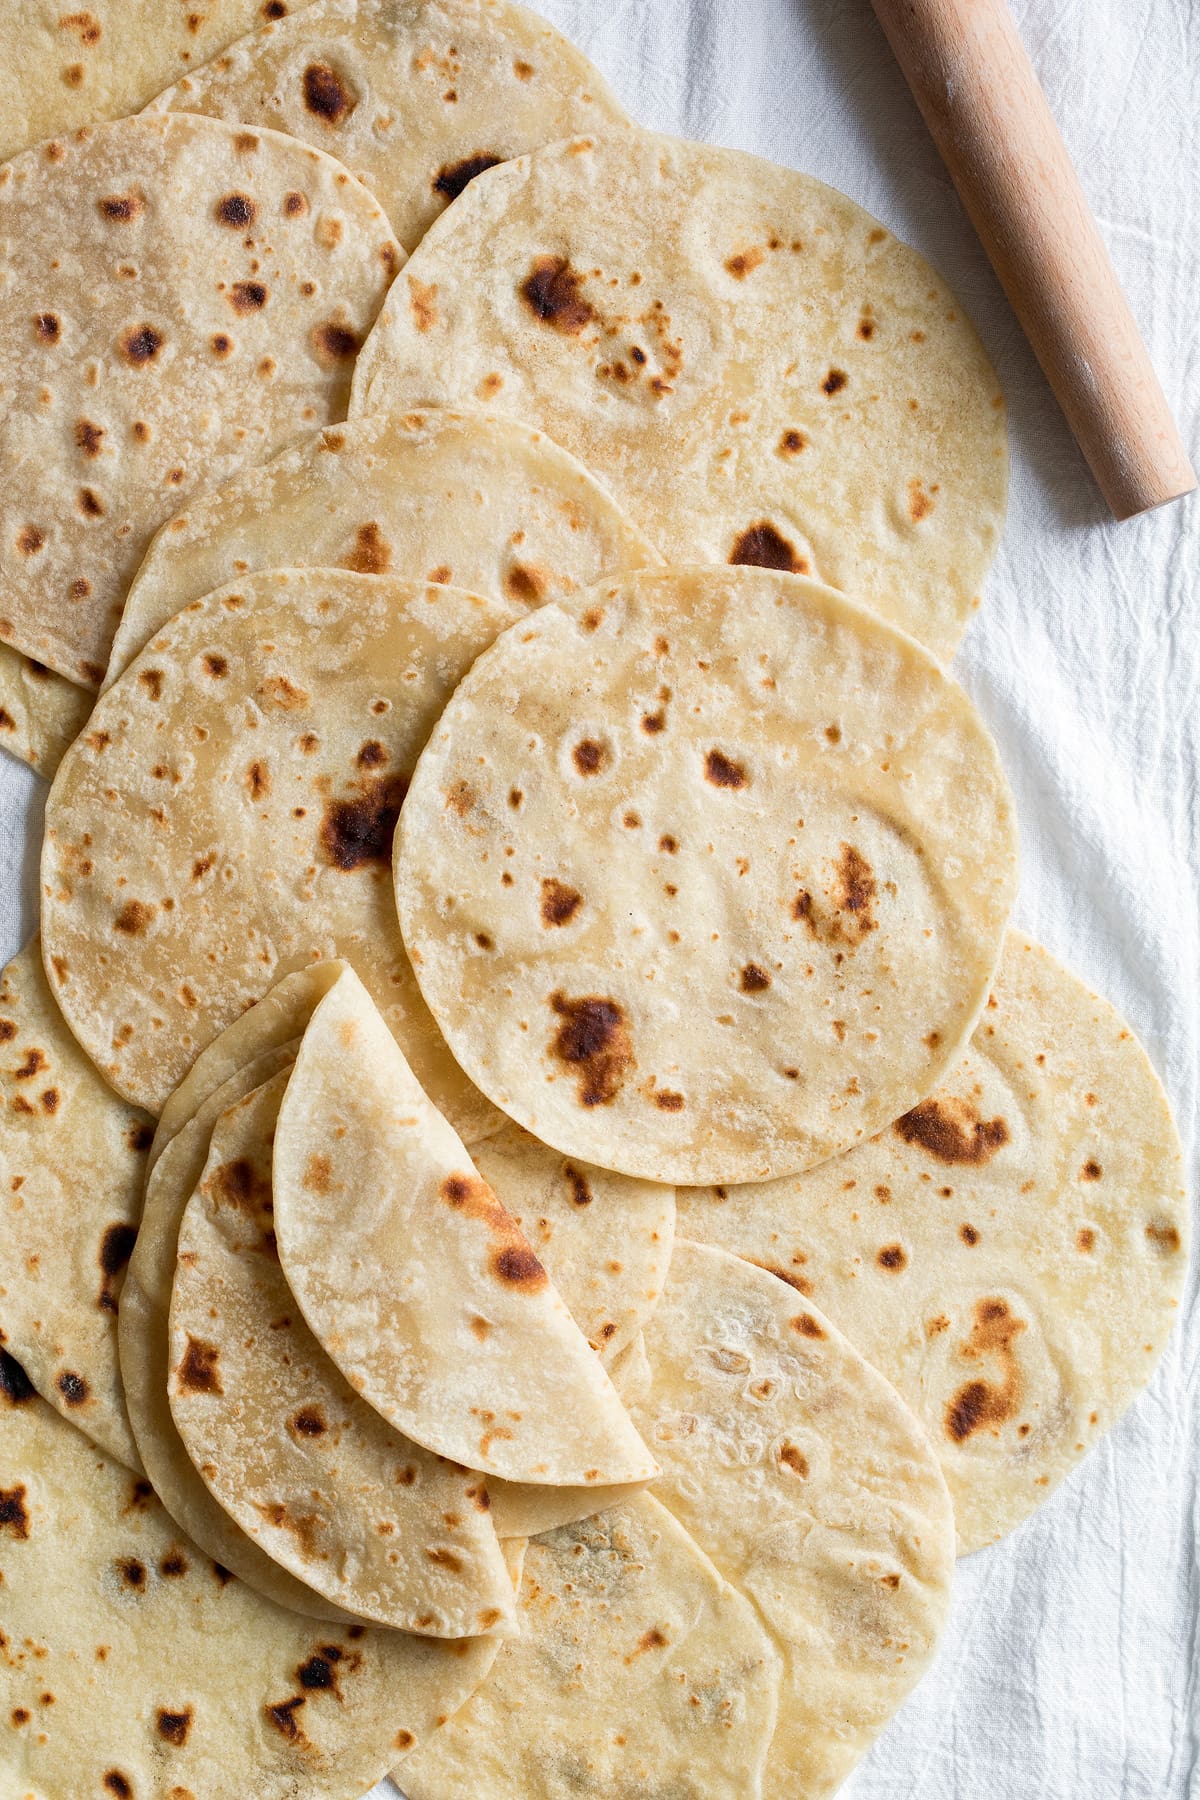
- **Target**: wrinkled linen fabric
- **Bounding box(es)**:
[0,3,1193,1797]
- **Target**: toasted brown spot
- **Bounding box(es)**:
[725,246,764,279]
[568,737,606,776]
[895,1098,1010,1165]
[778,428,807,455]
[12,1046,47,1080]
[550,991,634,1107]
[177,1336,223,1395]
[1146,1218,1182,1254]
[434,153,503,201]
[960,1224,980,1247]
[564,1164,592,1207]
[0,1484,30,1537]
[740,962,771,993]
[116,1556,146,1589]
[303,61,353,122]
[395,1728,416,1751]
[304,1153,332,1194]
[265,1696,307,1743]
[541,877,582,926]
[822,368,848,394]
[909,479,934,521]
[60,10,102,42]
[729,520,806,573]
[211,1155,272,1218]
[120,323,163,365]
[157,1708,192,1746]
[34,311,61,342]
[137,667,164,701]
[98,1223,137,1313]
[0,1353,36,1406]
[342,521,392,574]
[159,1549,189,1577]
[1081,1159,1102,1181]
[705,748,748,789]
[654,1089,685,1112]
[229,280,268,314]
[210,331,233,358]
[641,709,666,734]
[1077,1228,1095,1253]
[625,1625,669,1663]
[103,1775,133,1798]
[255,1502,323,1557]
[520,256,596,334]
[75,417,105,456]
[945,1297,1026,1443]
[78,485,105,517]
[489,1244,549,1290]
[258,673,309,711]
[246,759,271,800]
[779,1443,809,1477]
[283,189,308,218]
[320,770,408,871]
[311,320,361,364]
[98,190,144,222]
[505,562,547,604]
[16,525,45,555]
[114,899,155,936]
[290,1406,328,1439]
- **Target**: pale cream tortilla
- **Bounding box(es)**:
[0,111,400,685]
[168,1068,516,1635]
[399,1494,782,1800]
[106,407,659,686]
[395,564,1018,1184]
[0,938,150,1470]
[120,1043,353,1620]
[0,1357,499,1799]
[272,966,658,1486]
[148,0,628,249]
[0,647,92,776]
[629,1241,956,1800]
[675,932,1191,1551]
[43,569,519,1136]
[352,128,1008,662]
[0,1,316,164]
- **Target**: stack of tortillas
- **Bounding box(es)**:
[0,5,1187,1799]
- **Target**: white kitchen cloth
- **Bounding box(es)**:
[0,3,1194,1797]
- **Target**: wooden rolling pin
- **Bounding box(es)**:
[870,0,1196,520]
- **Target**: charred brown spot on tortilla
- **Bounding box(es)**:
[120,323,163,365]
[945,1297,1026,1443]
[0,1353,36,1406]
[12,1046,47,1080]
[137,666,164,701]
[572,737,608,776]
[210,331,233,358]
[78,485,105,517]
[304,1152,332,1194]
[283,189,308,217]
[895,1098,1010,1165]
[255,1502,324,1557]
[704,748,748,789]
[654,1089,684,1111]
[103,1774,133,1798]
[16,525,45,555]
[1146,1218,1181,1254]
[258,673,309,710]
[216,191,258,228]
[229,280,268,314]
[114,898,155,936]
[320,770,409,871]
[157,1707,193,1746]
[290,1405,328,1439]
[960,1223,980,1247]
[550,992,635,1107]
[740,963,771,993]
[505,562,547,604]
[725,246,764,279]
[434,153,503,201]
[641,708,666,734]
[98,191,143,223]
[159,1548,189,1577]
[264,0,289,16]
[876,1243,907,1271]
[75,417,104,456]
[520,255,596,335]
[98,1223,137,1313]
[303,60,354,123]
[177,1336,223,1395]
[116,1556,146,1589]
[779,1443,809,1477]
[0,1484,30,1538]
[265,1695,307,1743]
[311,320,362,364]
[211,1155,272,1217]
[1076,1227,1095,1253]
[909,479,934,521]
[541,877,582,926]
[342,520,392,574]
[729,520,807,573]
[34,311,61,343]
[246,759,271,800]
[1080,1159,1102,1181]
[563,1164,592,1208]
[821,367,848,395]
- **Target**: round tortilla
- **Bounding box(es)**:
[0,1,313,164]
[42,568,521,1132]
[675,931,1191,1551]
[106,406,659,685]
[352,128,1008,662]
[0,938,150,1470]
[398,1493,782,1800]
[0,111,400,685]
[394,564,1018,1184]
[0,648,92,775]
[272,966,658,1487]
[148,0,628,249]
[120,1043,353,1620]
[0,1355,499,1799]
[629,1241,956,1800]
[167,1068,516,1635]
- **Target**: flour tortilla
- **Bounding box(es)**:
[106,407,659,684]
[0,111,400,685]
[0,1357,499,1800]
[168,1068,516,1635]
[471,1122,675,1363]
[0,1,316,164]
[352,129,1008,662]
[399,1493,782,1800]
[148,0,628,249]
[120,1043,352,1620]
[272,966,658,1487]
[395,565,1018,1185]
[43,568,519,1135]
[0,939,150,1470]
[150,961,344,1171]
[629,1241,955,1800]
[675,931,1191,1552]
[0,647,92,775]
